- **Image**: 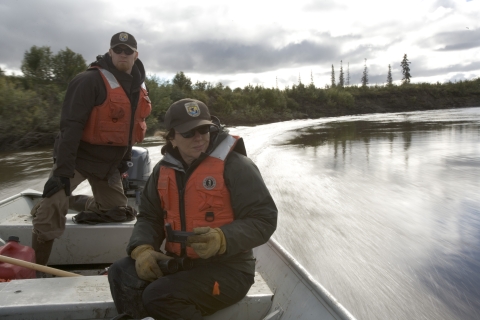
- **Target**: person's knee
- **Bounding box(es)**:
[107,260,123,282]
[109,257,150,291]
[142,283,203,320]
[108,257,135,284]
[142,283,173,316]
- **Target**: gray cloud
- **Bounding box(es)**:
[1,0,479,88]
[142,39,339,74]
[432,0,457,9]
[348,59,480,86]
[0,0,134,71]
[302,1,347,11]
[412,59,480,78]
[0,0,341,76]
[431,29,480,51]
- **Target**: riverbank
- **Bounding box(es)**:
[1,102,478,153]
[222,96,480,127]
[2,73,479,152]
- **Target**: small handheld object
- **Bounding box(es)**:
[176,257,194,271]
[165,223,194,244]
[164,224,195,272]
[157,259,179,275]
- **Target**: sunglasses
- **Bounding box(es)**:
[176,125,211,138]
[112,46,135,55]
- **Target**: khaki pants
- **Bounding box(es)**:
[31,165,127,242]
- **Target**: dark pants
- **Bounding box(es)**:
[108,257,254,320]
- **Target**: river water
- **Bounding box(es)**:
[1,107,479,320]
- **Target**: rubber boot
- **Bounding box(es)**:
[31,232,54,278]
[69,195,93,212]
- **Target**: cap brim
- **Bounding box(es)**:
[110,43,137,51]
[175,120,214,133]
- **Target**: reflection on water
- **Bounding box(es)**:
[0,137,166,200]
[1,107,480,320]
[0,148,54,200]
[251,108,480,320]
[287,120,475,150]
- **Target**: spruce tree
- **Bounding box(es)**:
[387,64,393,86]
[347,62,350,86]
[331,64,336,88]
[338,60,345,88]
[401,54,411,84]
[361,58,368,87]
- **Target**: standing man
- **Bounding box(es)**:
[30,31,151,270]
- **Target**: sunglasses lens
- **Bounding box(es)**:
[197,126,211,134]
[179,126,211,138]
[113,47,134,55]
[180,130,195,139]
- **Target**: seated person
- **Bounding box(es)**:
[108,98,278,319]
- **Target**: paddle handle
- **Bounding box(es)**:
[0,254,82,278]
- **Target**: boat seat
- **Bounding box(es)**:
[0,193,136,265]
[0,272,273,320]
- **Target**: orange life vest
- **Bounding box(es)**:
[157,135,241,258]
[81,67,152,146]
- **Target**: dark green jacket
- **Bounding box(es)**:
[127,128,278,275]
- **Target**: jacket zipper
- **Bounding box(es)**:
[179,187,186,256]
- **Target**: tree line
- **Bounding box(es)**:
[1,46,479,151]
[331,54,411,88]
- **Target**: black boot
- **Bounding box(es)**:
[69,195,93,212]
[31,232,54,278]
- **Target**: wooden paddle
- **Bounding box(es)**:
[0,254,82,277]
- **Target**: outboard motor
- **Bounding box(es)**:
[122,146,152,205]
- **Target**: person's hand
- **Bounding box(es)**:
[186,227,226,259]
[131,244,173,282]
[42,176,70,198]
[118,160,130,174]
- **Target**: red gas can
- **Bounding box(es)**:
[0,236,36,280]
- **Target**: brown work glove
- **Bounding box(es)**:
[130,244,173,282]
[186,227,226,259]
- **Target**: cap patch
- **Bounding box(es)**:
[203,176,216,190]
[185,102,200,117]
[119,33,129,42]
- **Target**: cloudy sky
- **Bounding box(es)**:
[1,0,479,89]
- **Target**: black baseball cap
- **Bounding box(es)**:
[110,32,137,51]
[165,99,214,133]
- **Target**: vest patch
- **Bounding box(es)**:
[203,176,216,190]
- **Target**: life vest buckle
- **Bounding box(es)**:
[205,211,214,222]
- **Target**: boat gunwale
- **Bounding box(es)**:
[0,189,41,207]
[264,237,357,320]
